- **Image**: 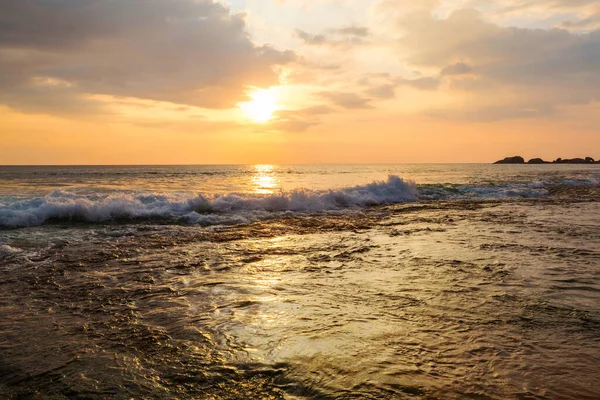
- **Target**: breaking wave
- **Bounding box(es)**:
[1,174,596,228]
[0,175,417,228]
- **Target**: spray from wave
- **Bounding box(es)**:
[2,173,588,228]
[0,175,418,228]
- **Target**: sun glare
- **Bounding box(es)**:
[252,164,279,194]
[239,88,279,123]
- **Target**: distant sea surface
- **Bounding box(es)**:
[1,164,599,399]
[1,164,599,227]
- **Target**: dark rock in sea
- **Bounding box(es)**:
[553,157,596,164]
[496,156,599,164]
[527,158,548,164]
[494,156,525,164]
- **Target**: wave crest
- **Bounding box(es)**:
[0,175,417,228]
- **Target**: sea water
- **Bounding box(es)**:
[1,164,599,399]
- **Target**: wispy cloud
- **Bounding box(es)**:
[295,25,371,47]
[319,91,373,109]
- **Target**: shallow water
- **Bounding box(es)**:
[1,163,599,198]
[1,165,600,399]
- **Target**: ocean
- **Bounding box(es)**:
[1,164,599,399]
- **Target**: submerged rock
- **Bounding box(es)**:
[494,156,525,164]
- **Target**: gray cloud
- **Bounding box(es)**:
[357,73,439,101]
[332,26,370,37]
[495,0,599,13]
[426,103,557,122]
[319,91,373,109]
[271,105,334,132]
[295,25,370,47]
[562,14,600,30]
[396,77,440,90]
[365,84,396,99]
[397,8,600,119]
[295,30,328,45]
[489,0,600,30]
[0,0,295,114]
[441,62,472,76]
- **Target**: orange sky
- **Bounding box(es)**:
[1,0,599,164]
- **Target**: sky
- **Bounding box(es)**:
[1,0,599,164]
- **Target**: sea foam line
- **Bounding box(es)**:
[0,175,417,228]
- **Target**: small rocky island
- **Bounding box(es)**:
[494,156,600,164]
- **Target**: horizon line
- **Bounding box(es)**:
[0,162,497,167]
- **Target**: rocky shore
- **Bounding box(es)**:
[494,156,600,164]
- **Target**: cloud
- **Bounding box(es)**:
[394,7,600,119]
[319,91,373,109]
[358,73,439,100]
[396,77,440,90]
[468,0,600,30]
[561,14,600,30]
[271,105,334,132]
[365,84,396,99]
[295,29,329,45]
[376,0,440,15]
[270,118,319,133]
[331,26,370,37]
[0,0,295,115]
[441,62,472,76]
[295,25,370,47]
[494,0,599,14]
[295,105,335,115]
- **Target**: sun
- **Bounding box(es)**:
[239,88,279,123]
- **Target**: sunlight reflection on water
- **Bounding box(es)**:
[251,164,280,194]
[1,199,600,398]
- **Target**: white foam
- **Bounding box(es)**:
[0,175,417,228]
[2,173,596,228]
[0,244,22,254]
